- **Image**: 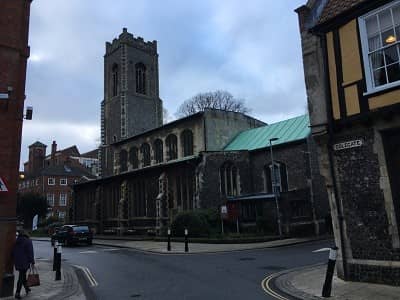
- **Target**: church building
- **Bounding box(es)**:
[73,29,329,236]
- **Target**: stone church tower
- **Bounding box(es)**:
[100,28,163,176]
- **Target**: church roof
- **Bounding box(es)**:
[224,115,310,151]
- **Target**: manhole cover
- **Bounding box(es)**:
[239,257,256,261]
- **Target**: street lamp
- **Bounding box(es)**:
[269,138,283,239]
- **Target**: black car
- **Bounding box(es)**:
[51,225,93,246]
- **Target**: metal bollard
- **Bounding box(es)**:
[322,246,338,297]
[167,228,171,251]
[184,228,189,252]
[53,241,58,271]
[55,243,62,281]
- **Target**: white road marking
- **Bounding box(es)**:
[73,265,98,287]
[312,247,331,253]
[79,250,97,254]
[101,248,120,251]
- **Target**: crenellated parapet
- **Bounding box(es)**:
[105,28,157,56]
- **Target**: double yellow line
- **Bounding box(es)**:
[261,274,290,300]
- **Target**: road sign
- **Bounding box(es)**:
[0,177,9,192]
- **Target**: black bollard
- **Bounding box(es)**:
[53,241,58,271]
[184,228,189,252]
[167,228,171,251]
[322,246,338,297]
[55,244,62,281]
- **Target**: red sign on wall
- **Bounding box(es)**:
[0,177,9,192]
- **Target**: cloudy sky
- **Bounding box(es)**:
[22,0,307,167]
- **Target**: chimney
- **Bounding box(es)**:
[51,141,57,164]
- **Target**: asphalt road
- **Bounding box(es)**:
[33,239,333,300]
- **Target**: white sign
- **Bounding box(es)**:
[333,139,363,151]
[0,177,8,192]
[32,215,38,231]
[221,205,227,214]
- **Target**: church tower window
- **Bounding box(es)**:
[112,64,119,97]
[135,62,146,95]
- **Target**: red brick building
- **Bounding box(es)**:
[20,141,98,221]
[0,0,32,296]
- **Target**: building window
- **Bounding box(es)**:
[35,179,39,186]
[141,143,151,166]
[220,162,239,197]
[59,193,67,206]
[58,212,65,219]
[135,63,146,95]
[129,147,139,169]
[47,194,54,206]
[48,178,55,186]
[359,1,400,92]
[181,129,194,156]
[265,162,288,193]
[154,139,164,163]
[166,134,178,161]
[60,178,67,185]
[112,64,119,96]
[119,149,128,172]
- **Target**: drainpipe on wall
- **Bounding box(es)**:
[320,33,348,280]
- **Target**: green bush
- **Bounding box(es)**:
[171,211,211,237]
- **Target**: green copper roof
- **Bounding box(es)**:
[224,114,310,151]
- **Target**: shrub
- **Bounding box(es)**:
[171,211,210,237]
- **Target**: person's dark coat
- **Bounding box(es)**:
[13,235,34,271]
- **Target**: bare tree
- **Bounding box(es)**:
[176,90,250,117]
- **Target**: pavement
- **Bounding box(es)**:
[268,263,400,300]
[3,260,86,300]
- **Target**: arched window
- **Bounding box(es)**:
[220,162,239,197]
[141,143,151,167]
[264,162,288,193]
[154,139,163,163]
[135,63,146,95]
[119,149,128,172]
[112,64,119,97]
[129,147,139,169]
[181,129,193,157]
[166,134,178,161]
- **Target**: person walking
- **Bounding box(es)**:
[12,230,34,299]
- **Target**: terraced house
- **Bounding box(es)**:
[73,29,329,237]
[297,0,400,285]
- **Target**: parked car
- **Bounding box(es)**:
[51,225,93,246]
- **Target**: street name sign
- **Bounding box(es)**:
[333,139,363,151]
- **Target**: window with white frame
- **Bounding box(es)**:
[359,1,400,92]
[35,179,39,186]
[48,177,55,185]
[60,178,67,185]
[58,212,65,219]
[59,193,67,206]
[47,194,54,206]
